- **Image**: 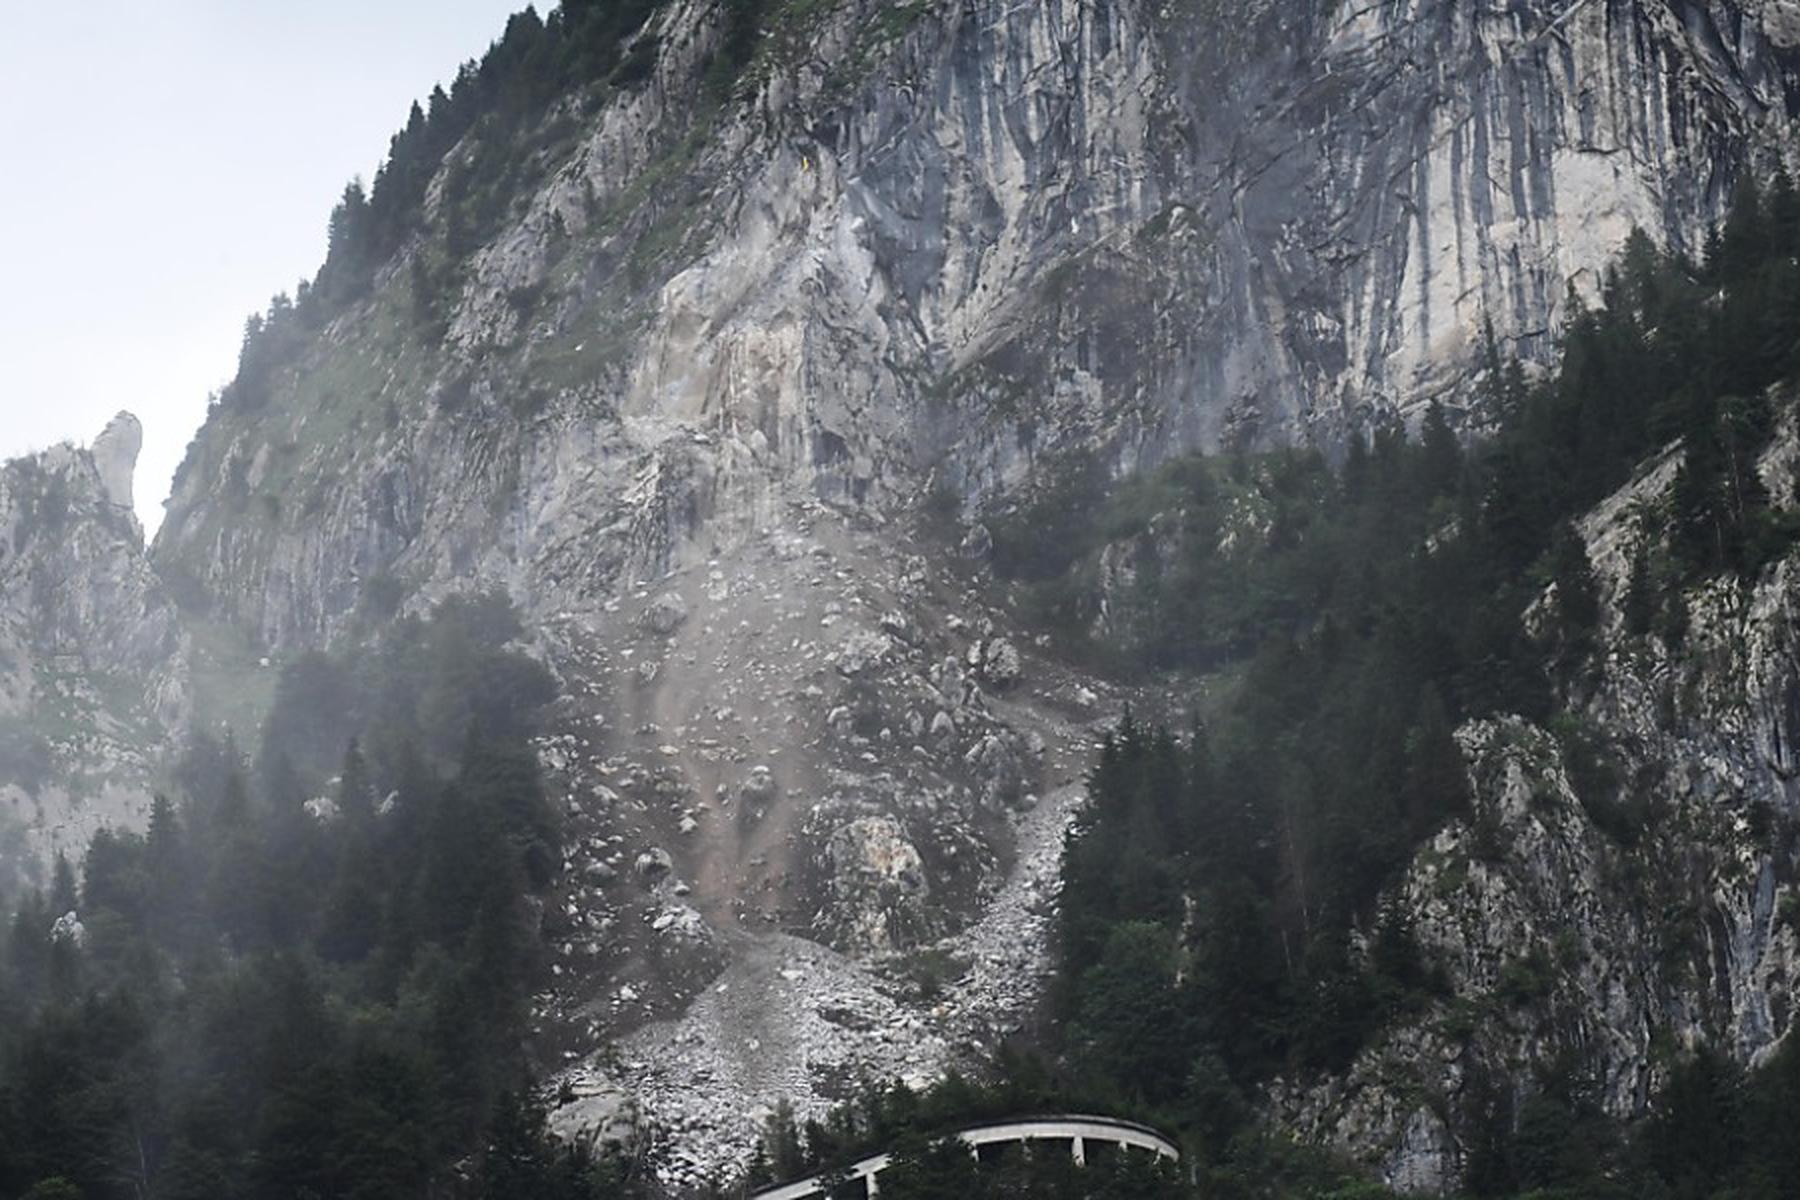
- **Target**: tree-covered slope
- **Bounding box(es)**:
[1034,178,1800,1194]
[0,597,614,1198]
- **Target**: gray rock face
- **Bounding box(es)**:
[153,0,1800,654]
[1277,404,1800,1192]
[49,910,86,948]
[0,420,188,885]
[643,592,689,636]
[739,764,777,807]
[979,638,1022,690]
[820,814,931,955]
[90,411,142,522]
[635,846,675,882]
[545,1067,642,1157]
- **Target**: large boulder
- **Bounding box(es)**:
[546,1068,641,1158]
[965,732,1028,808]
[634,846,674,882]
[49,910,86,948]
[740,764,777,806]
[836,630,892,677]
[642,592,688,636]
[980,637,1023,689]
[822,815,930,954]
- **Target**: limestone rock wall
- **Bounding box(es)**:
[0,416,188,884]
[154,0,1800,653]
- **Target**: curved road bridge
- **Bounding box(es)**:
[749,1114,1181,1199]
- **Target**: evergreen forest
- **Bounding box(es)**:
[0,597,617,1199]
[1035,179,1800,1198]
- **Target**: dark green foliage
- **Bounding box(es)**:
[0,596,604,1198]
[1041,183,1800,1191]
[481,1091,626,1199]
[258,589,557,784]
[1550,716,1645,846]
[221,0,690,414]
[1054,614,1479,1117]
[718,0,771,77]
[997,182,1800,682]
[1546,521,1599,646]
[1073,922,1194,1101]
[1645,1047,1744,1198]
[346,0,670,276]
[6,459,75,553]
[987,449,1113,584]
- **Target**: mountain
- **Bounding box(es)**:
[10,1,1800,1196]
[0,413,187,896]
[1277,408,1800,1189]
[153,0,1800,649]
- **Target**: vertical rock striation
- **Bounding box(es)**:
[155,0,1800,652]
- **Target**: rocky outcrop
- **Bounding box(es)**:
[1279,404,1800,1192]
[819,814,931,955]
[0,415,188,887]
[547,1066,643,1159]
[155,0,1800,653]
[91,411,143,525]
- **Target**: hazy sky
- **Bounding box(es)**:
[0,1,526,534]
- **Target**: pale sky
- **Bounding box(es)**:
[0,1,527,535]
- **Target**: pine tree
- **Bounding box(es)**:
[1402,686,1470,836]
[1623,540,1657,638]
[1417,400,1463,499]
[1548,522,1599,637]
[48,854,77,917]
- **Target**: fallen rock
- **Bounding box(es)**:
[49,910,86,948]
[837,630,893,676]
[824,815,931,954]
[635,847,674,882]
[981,637,1022,688]
[960,523,993,561]
[303,795,341,824]
[547,1067,641,1158]
[643,592,689,636]
[741,764,778,805]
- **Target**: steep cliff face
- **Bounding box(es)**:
[155,0,1800,652]
[1276,406,1800,1192]
[0,414,188,889]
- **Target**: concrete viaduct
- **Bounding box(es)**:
[748,1114,1182,1199]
